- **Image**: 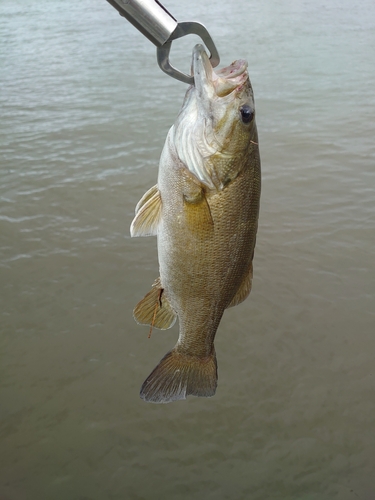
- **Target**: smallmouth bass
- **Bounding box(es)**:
[131,44,261,403]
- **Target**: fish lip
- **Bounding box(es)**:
[192,44,248,98]
[192,44,214,98]
[215,59,248,79]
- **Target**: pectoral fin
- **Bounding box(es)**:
[130,185,162,237]
[181,170,213,237]
[133,278,177,330]
[183,192,213,236]
[227,263,253,308]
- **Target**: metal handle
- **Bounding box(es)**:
[105,0,178,46]
[105,0,220,84]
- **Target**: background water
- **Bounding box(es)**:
[1,0,374,499]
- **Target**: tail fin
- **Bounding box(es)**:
[140,348,217,404]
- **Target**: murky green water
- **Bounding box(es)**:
[1,0,374,498]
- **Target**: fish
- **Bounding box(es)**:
[130,44,261,404]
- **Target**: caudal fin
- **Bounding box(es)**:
[140,348,217,404]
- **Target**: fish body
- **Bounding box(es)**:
[131,45,261,403]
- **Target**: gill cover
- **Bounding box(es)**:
[172,44,256,190]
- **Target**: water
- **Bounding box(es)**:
[1,0,374,498]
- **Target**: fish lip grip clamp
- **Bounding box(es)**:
[157,21,220,84]
[105,0,220,84]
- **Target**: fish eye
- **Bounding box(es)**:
[240,105,254,124]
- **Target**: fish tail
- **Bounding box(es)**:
[140,348,217,404]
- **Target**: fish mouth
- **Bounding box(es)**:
[192,44,248,98]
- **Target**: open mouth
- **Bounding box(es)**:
[215,59,248,80]
[192,44,248,97]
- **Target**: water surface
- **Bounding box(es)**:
[1,0,374,499]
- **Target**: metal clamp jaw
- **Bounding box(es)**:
[105,0,220,84]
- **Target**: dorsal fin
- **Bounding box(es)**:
[227,263,253,308]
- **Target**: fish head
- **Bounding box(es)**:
[173,44,258,189]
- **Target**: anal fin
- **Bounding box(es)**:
[130,185,161,237]
[133,278,177,330]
